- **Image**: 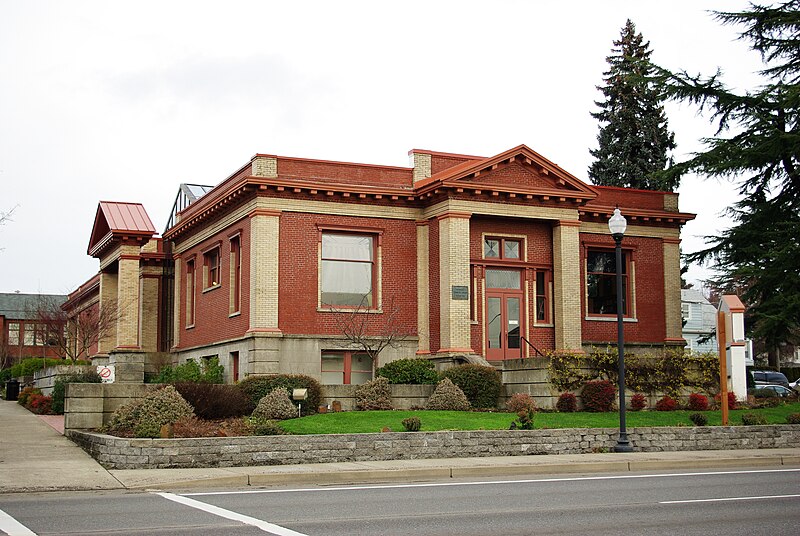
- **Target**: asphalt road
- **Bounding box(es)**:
[1,467,799,535]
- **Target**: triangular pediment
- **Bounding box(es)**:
[428,145,598,201]
[87,202,156,257]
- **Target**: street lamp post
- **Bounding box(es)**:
[609,208,633,453]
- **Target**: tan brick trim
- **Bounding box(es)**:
[552,223,582,350]
[579,221,681,239]
[249,212,280,332]
[172,257,182,348]
[412,152,432,184]
[424,199,578,221]
[252,155,278,178]
[663,239,682,340]
[416,224,430,354]
[438,215,473,352]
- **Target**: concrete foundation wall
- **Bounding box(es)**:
[322,384,435,411]
[64,383,157,430]
[68,425,800,469]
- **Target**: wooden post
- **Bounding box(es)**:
[717,311,728,426]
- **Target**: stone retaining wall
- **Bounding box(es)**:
[64,383,157,430]
[33,365,94,395]
[68,425,800,470]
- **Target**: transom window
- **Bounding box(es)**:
[321,233,375,307]
[587,250,628,315]
[484,237,521,260]
[321,351,373,385]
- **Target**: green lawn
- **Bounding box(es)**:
[278,402,800,435]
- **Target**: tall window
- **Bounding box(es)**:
[484,237,521,260]
[7,322,19,346]
[229,236,241,314]
[23,323,35,346]
[535,271,551,323]
[204,248,221,289]
[321,233,375,307]
[186,259,196,327]
[587,250,628,315]
[321,351,373,385]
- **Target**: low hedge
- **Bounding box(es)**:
[439,364,502,409]
[237,374,322,416]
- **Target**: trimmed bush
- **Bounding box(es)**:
[630,393,647,411]
[246,416,286,436]
[581,380,616,412]
[173,382,251,419]
[51,370,103,414]
[687,393,709,411]
[556,392,577,412]
[17,386,41,407]
[377,358,438,384]
[27,393,53,415]
[237,374,322,416]
[786,413,800,424]
[252,388,298,420]
[510,409,536,430]
[714,391,738,410]
[741,412,768,426]
[689,412,708,426]
[151,357,224,384]
[355,377,393,411]
[439,364,502,409]
[655,395,679,411]
[426,378,471,411]
[402,416,421,432]
[506,393,537,414]
[106,386,195,438]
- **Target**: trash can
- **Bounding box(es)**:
[4,379,20,401]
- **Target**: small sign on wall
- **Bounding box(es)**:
[97,365,115,384]
[451,285,469,300]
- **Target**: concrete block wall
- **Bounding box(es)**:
[64,383,156,430]
[68,425,800,470]
[32,365,94,395]
[322,384,435,411]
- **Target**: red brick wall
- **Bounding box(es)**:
[177,218,251,349]
[580,233,666,344]
[278,158,412,188]
[430,154,477,175]
[588,186,669,211]
[278,212,417,336]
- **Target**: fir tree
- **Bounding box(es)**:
[589,20,677,190]
[654,1,800,368]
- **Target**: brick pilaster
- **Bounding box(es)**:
[416,221,430,354]
[248,208,281,332]
[97,271,118,355]
[438,212,473,353]
[553,220,582,351]
[663,237,683,343]
[116,245,141,349]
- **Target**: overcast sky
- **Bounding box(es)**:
[0,0,765,295]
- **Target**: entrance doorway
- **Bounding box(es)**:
[485,268,523,360]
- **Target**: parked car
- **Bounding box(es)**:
[790,378,800,393]
[751,370,790,388]
[753,384,795,398]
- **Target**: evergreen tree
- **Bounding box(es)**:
[589,20,677,190]
[654,1,800,368]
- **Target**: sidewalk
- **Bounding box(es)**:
[2,399,799,493]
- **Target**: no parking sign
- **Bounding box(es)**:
[97,365,115,383]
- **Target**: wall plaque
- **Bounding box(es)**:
[451,285,469,300]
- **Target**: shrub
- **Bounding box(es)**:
[786,413,800,425]
[106,386,195,438]
[3,358,84,382]
[426,378,471,411]
[655,395,679,411]
[27,393,53,414]
[237,374,322,416]
[630,393,647,411]
[402,416,421,432]
[172,416,220,438]
[355,377,393,411]
[246,416,286,436]
[741,412,768,426]
[687,393,709,411]
[689,412,708,426]
[506,393,537,414]
[51,370,103,414]
[714,391,738,410]
[151,357,224,384]
[750,388,776,399]
[17,386,41,407]
[510,409,536,430]
[252,388,298,420]
[556,392,577,412]
[377,358,438,384]
[173,382,251,419]
[439,364,501,409]
[581,380,616,412]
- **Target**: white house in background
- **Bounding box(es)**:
[681,289,717,353]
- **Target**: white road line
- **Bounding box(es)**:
[157,492,307,536]
[185,467,800,497]
[662,494,800,504]
[0,508,37,536]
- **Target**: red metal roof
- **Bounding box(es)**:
[98,201,156,233]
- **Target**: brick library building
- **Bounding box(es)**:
[67,144,694,385]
